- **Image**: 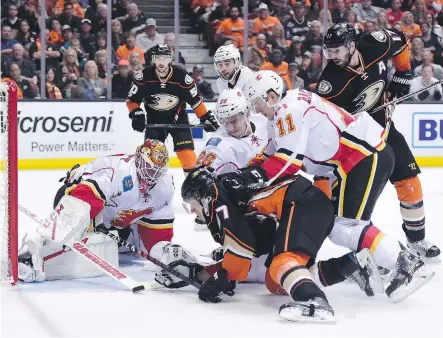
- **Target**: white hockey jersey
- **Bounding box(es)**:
[197,122,273,174]
[216,65,254,94]
[67,154,175,228]
[263,89,387,179]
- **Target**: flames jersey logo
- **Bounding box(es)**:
[111,207,154,227]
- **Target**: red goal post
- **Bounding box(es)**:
[1,81,18,285]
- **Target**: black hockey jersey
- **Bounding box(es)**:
[316,29,410,124]
[126,65,208,122]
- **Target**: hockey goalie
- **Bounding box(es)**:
[17,140,176,283]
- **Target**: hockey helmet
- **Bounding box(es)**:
[244,70,284,109]
[216,88,251,138]
[323,23,356,48]
[151,44,172,56]
[181,167,216,203]
[214,45,241,80]
[135,139,169,192]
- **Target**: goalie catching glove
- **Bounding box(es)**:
[199,110,220,132]
[129,108,146,132]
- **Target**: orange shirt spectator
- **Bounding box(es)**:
[425,0,443,16]
[253,3,282,34]
[260,60,291,89]
[216,7,245,48]
[401,11,422,40]
[115,33,145,64]
[54,0,85,18]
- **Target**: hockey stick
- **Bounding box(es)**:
[95,224,201,289]
[145,123,203,129]
[15,202,145,292]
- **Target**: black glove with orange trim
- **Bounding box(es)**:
[129,108,146,132]
[200,110,220,132]
[198,268,236,303]
[387,70,412,99]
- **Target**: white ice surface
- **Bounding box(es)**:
[1,168,442,338]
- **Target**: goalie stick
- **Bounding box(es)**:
[95,224,201,289]
[14,201,145,292]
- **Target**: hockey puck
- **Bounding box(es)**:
[132,285,145,293]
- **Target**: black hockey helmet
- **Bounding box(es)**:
[323,23,356,48]
[181,167,216,203]
[151,44,172,56]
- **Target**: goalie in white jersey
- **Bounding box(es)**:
[219,70,434,302]
[17,140,194,285]
[214,45,254,93]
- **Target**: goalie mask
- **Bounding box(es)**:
[135,139,169,193]
[216,88,252,138]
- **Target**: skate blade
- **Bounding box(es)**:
[356,248,385,294]
[279,308,336,324]
[422,256,441,264]
[390,269,436,303]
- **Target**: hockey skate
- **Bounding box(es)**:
[194,216,209,231]
[17,234,46,282]
[407,239,441,262]
[279,297,336,323]
[348,249,384,296]
[385,247,435,303]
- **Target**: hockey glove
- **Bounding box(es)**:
[387,70,413,99]
[198,268,235,303]
[200,110,220,132]
[129,108,146,132]
[218,166,268,204]
[154,260,206,289]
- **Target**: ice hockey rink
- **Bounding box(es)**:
[1,167,442,338]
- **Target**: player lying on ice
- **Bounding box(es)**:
[17,140,183,283]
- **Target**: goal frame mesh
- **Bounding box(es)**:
[1,81,18,285]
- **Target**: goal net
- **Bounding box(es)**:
[0,81,18,285]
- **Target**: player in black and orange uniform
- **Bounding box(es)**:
[126,44,220,174]
[316,23,440,259]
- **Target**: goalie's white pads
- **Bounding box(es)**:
[37,195,91,247]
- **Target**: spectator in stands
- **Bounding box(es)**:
[401,11,421,40]
[111,19,124,50]
[116,32,145,64]
[16,20,37,51]
[247,32,268,71]
[78,60,106,99]
[260,49,291,88]
[29,29,61,72]
[122,3,146,33]
[135,18,164,53]
[112,0,130,20]
[410,65,443,101]
[269,24,290,55]
[18,1,40,34]
[79,18,94,59]
[209,0,231,23]
[304,20,322,54]
[61,47,80,98]
[164,33,186,66]
[392,22,402,31]
[253,3,281,35]
[272,0,295,26]
[288,62,304,89]
[46,68,63,99]
[94,49,107,80]
[423,12,443,40]
[375,10,389,30]
[363,20,376,33]
[1,4,21,38]
[1,26,19,60]
[414,49,443,79]
[92,3,107,34]
[411,0,427,24]
[372,0,391,10]
[8,62,36,98]
[3,44,36,84]
[192,64,215,100]
[128,51,143,72]
[50,20,64,44]
[331,0,349,24]
[410,36,424,70]
[319,7,333,30]
[285,2,310,40]
[306,0,321,22]
[70,38,87,68]
[52,0,85,19]
[351,0,381,24]
[347,10,363,35]
[85,0,102,19]
[216,6,244,49]
[112,59,133,98]
[386,0,403,27]
[285,35,305,66]
[420,21,443,54]
[57,2,82,32]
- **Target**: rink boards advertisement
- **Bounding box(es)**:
[4,101,443,169]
